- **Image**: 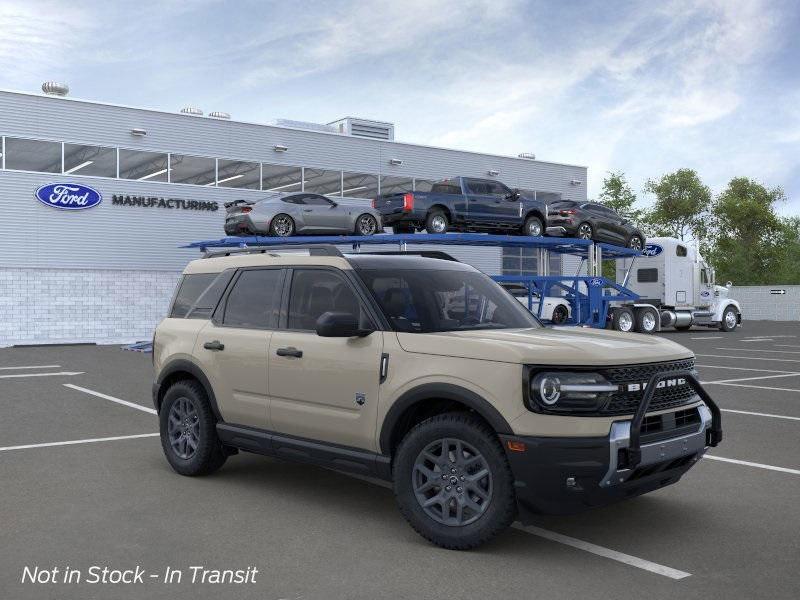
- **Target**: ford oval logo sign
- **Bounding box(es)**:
[35,183,102,210]
[641,243,663,257]
[588,277,604,287]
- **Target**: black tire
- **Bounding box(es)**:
[393,413,516,550]
[720,306,738,332]
[425,209,449,234]
[392,224,415,234]
[576,222,593,240]
[551,304,569,324]
[269,214,295,237]
[634,307,658,334]
[522,215,544,237]
[354,213,379,236]
[627,235,644,251]
[159,380,227,476]
[612,307,635,332]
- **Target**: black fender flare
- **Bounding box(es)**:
[154,359,223,421]
[379,383,514,455]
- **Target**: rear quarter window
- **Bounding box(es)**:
[170,271,233,318]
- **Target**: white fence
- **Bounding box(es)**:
[730,286,800,321]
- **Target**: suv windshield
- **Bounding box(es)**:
[357,269,542,332]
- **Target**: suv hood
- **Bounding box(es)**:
[396,327,693,366]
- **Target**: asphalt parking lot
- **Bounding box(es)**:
[2,321,799,599]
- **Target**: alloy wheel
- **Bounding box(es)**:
[578,223,592,239]
[358,215,377,235]
[725,310,737,329]
[618,311,633,332]
[526,220,542,236]
[167,397,200,460]
[273,215,293,236]
[431,215,447,233]
[629,236,643,250]
[412,438,493,526]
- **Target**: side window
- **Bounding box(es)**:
[701,269,709,284]
[222,269,283,329]
[282,195,304,205]
[287,269,367,330]
[430,181,461,194]
[637,268,659,283]
[170,273,218,318]
[304,195,334,206]
[187,270,235,319]
[465,179,490,195]
[486,181,511,197]
[676,245,688,257]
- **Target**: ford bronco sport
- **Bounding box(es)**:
[153,246,722,550]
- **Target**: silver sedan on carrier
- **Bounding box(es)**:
[224,192,383,237]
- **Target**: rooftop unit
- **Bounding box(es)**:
[328,117,395,141]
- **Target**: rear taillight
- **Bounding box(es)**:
[371,198,377,209]
[403,193,414,211]
[560,209,576,215]
[241,207,252,213]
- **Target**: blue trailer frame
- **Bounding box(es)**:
[185,233,641,328]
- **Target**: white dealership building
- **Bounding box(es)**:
[0,84,588,346]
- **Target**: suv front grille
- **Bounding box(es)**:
[600,358,699,415]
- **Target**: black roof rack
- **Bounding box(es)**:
[350,250,459,262]
[203,244,344,259]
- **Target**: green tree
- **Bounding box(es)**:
[642,169,711,241]
[598,171,641,221]
[707,177,786,285]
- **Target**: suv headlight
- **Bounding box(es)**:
[529,371,617,413]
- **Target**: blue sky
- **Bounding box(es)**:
[2,0,799,212]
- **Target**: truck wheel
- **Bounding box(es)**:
[634,307,657,334]
[159,380,227,476]
[720,306,738,332]
[393,413,516,550]
[522,215,543,237]
[270,214,295,237]
[425,210,449,234]
[551,304,569,324]
[612,307,635,332]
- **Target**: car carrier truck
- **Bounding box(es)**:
[611,237,742,334]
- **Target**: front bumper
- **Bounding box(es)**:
[502,404,713,517]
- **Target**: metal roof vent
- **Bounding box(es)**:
[42,82,69,96]
[180,106,203,116]
[517,152,536,160]
[269,119,337,134]
[208,111,231,119]
[328,117,395,141]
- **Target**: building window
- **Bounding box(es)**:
[4,137,61,173]
[63,143,117,177]
[262,164,302,192]
[341,172,379,198]
[170,154,216,186]
[217,159,260,189]
[304,168,342,196]
[379,175,413,195]
[502,248,538,276]
[119,149,169,182]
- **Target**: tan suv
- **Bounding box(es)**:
[153,246,722,550]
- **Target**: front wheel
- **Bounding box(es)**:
[393,413,516,550]
[355,213,379,236]
[159,380,227,476]
[627,235,644,251]
[551,304,569,324]
[720,306,738,332]
[522,215,543,237]
[577,222,593,240]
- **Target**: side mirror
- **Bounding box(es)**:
[505,189,521,201]
[315,311,373,337]
[329,201,338,208]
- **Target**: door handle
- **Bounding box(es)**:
[303,209,313,213]
[203,340,225,351]
[276,347,303,358]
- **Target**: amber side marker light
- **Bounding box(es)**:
[507,440,527,452]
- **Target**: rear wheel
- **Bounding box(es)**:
[634,307,658,334]
[522,215,543,237]
[612,307,635,332]
[270,214,295,237]
[355,213,379,236]
[159,380,227,476]
[394,413,516,550]
[577,222,593,240]
[720,306,738,332]
[425,210,449,234]
[627,235,644,251]
[551,304,569,324]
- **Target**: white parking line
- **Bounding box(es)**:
[696,364,799,374]
[707,382,800,393]
[339,471,692,579]
[690,336,724,340]
[703,373,800,385]
[737,339,774,343]
[705,455,800,476]
[63,384,157,415]
[715,347,800,355]
[721,408,800,422]
[775,344,800,349]
[742,335,796,339]
[0,433,159,453]
[0,364,61,370]
[697,354,800,363]
[0,371,84,379]
[515,525,691,580]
